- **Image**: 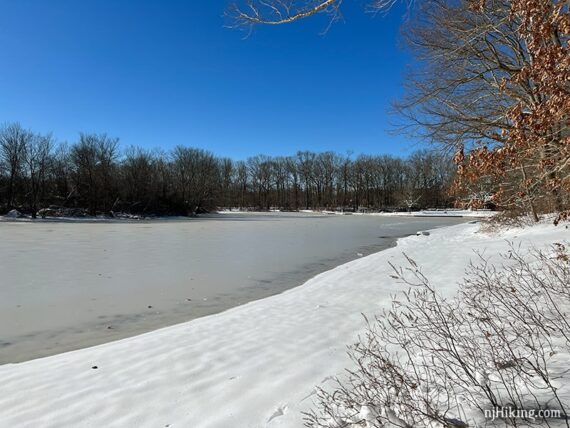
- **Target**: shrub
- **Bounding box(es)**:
[304,245,570,427]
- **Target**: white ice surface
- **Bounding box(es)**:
[0,221,566,428]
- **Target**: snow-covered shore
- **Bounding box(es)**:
[219,208,495,218]
[0,221,565,428]
[354,208,495,217]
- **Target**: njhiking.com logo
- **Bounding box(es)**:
[484,406,564,422]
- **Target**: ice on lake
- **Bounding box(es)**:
[0,212,465,363]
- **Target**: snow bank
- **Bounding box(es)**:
[217,209,495,218]
[354,209,496,218]
[0,221,566,428]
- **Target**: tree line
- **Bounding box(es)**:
[230,0,569,223]
[0,123,455,217]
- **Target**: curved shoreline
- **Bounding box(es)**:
[0,214,465,364]
[0,221,561,427]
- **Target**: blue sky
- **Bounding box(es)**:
[0,0,415,159]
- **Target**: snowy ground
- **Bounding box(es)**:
[0,220,566,428]
[355,208,496,217]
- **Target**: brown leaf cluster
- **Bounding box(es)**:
[457,0,569,220]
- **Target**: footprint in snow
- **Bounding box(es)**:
[267,405,288,423]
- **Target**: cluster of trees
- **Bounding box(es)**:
[397,0,569,222]
[230,0,569,222]
[0,123,455,217]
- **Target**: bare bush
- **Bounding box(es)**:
[304,245,570,427]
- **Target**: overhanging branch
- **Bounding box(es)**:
[228,0,341,27]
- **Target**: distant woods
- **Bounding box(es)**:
[0,123,455,217]
[229,0,570,223]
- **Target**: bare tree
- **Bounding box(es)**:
[247,155,275,209]
[220,157,234,208]
[172,146,219,214]
[70,133,119,215]
[234,160,250,209]
[285,156,301,210]
[297,151,317,209]
[0,123,27,208]
[392,0,569,218]
[121,146,156,213]
[22,132,53,218]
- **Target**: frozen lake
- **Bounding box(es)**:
[0,212,466,363]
